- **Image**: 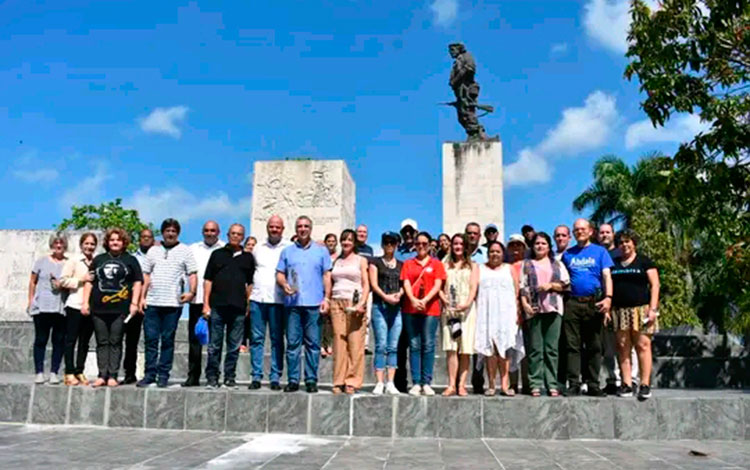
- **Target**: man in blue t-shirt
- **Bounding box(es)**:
[276,216,332,394]
[561,218,614,396]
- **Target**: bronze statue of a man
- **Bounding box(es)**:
[448,43,490,141]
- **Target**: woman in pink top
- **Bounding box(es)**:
[330,229,370,394]
[519,232,570,397]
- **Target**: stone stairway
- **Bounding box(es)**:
[1,321,747,388]
[0,373,747,440]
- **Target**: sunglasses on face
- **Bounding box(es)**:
[414,242,429,247]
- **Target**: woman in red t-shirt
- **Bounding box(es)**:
[400,232,446,396]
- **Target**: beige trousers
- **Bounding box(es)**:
[330,298,367,389]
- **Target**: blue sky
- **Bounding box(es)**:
[0,0,704,246]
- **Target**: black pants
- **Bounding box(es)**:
[471,355,485,394]
[393,328,410,392]
[564,298,604,389]
[187,303,204,382]
[92,314,125,379]
[122,312,143,379]
[33,313,66,374]
[64,307,94,375]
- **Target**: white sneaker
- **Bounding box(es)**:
[408,385,422,396]
[422,384,435,396]
[34,373,45,384]
[385,382,401,395]
[48,373,60,385]
[372,382,385,395]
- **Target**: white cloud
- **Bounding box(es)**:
[583,0,658,54]
[138,106,189,139]
[504,91,618,187]
[430,0,458,26]
[625,114,710,149]
[13,168,59,183]
[126,186,251,225]
[60,163,111,208]
[538,91,617,155]
[550,42,568,55]
[503,149,551,187]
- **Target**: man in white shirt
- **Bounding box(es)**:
[248,215,291,391]
[183,221,224,387]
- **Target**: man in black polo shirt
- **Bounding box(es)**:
[203,223,256,389]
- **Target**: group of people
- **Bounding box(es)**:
[28,213,660,400]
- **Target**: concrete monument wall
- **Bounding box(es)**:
[251,160,356,242]
[0,230,92,322]
[442,141,504,239]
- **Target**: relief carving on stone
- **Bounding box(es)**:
[253,162,341,222]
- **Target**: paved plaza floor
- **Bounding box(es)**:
[0,424,748,470]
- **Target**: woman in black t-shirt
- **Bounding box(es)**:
[367,231,404,395]
[611,229,660,400]
[82,228,143,387]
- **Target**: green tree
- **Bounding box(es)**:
[573,154,700,328]
[57,199,154,252]
[625,0,750,332]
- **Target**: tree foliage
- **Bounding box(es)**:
[619,0,750,333]
[57,199,154,252]
[575,154,700,328]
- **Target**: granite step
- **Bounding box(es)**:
[2,345,748,388]
[0,373,747,440]
[2,321,746,357]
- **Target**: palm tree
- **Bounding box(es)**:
[573,152,671,227]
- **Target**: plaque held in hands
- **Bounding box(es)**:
[345,289,360,314]
[447,284,462,339]
[289,269,299,295]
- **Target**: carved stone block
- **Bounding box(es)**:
[250,160,355,242]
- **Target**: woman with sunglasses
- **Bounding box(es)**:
[401,231,446,396]
[368,231,404,395]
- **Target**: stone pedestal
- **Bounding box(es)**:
[250,160,355,242]
[442,141,504,239]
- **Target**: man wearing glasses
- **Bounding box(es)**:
[561,218,614,396]
[276,216,332,393]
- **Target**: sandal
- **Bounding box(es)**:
[549,389,560,397]
[107,378,119,387]
[76,374,90,386]
[501,388,516,397]
[92,378,106,388]
[484,388,496,397]
[442,387,456,397]
[64,374,79,386]
[332,386,343,395]
[457,387,468,397]
[344,385,356,395]
[531,389,541,397]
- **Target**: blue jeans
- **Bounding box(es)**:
[371,302,402,371]
[250,301,285,382]
[143,306,181,382]
[205,306,245,382]
[403,314,439,386]
[285,306,321,384]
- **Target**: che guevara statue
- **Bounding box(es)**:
[445,43,493,141]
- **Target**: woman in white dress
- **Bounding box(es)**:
[438,233,478,396]
[475,241,524,396]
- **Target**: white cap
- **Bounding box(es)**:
[400,218,418,231]
[508,233,527,247]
